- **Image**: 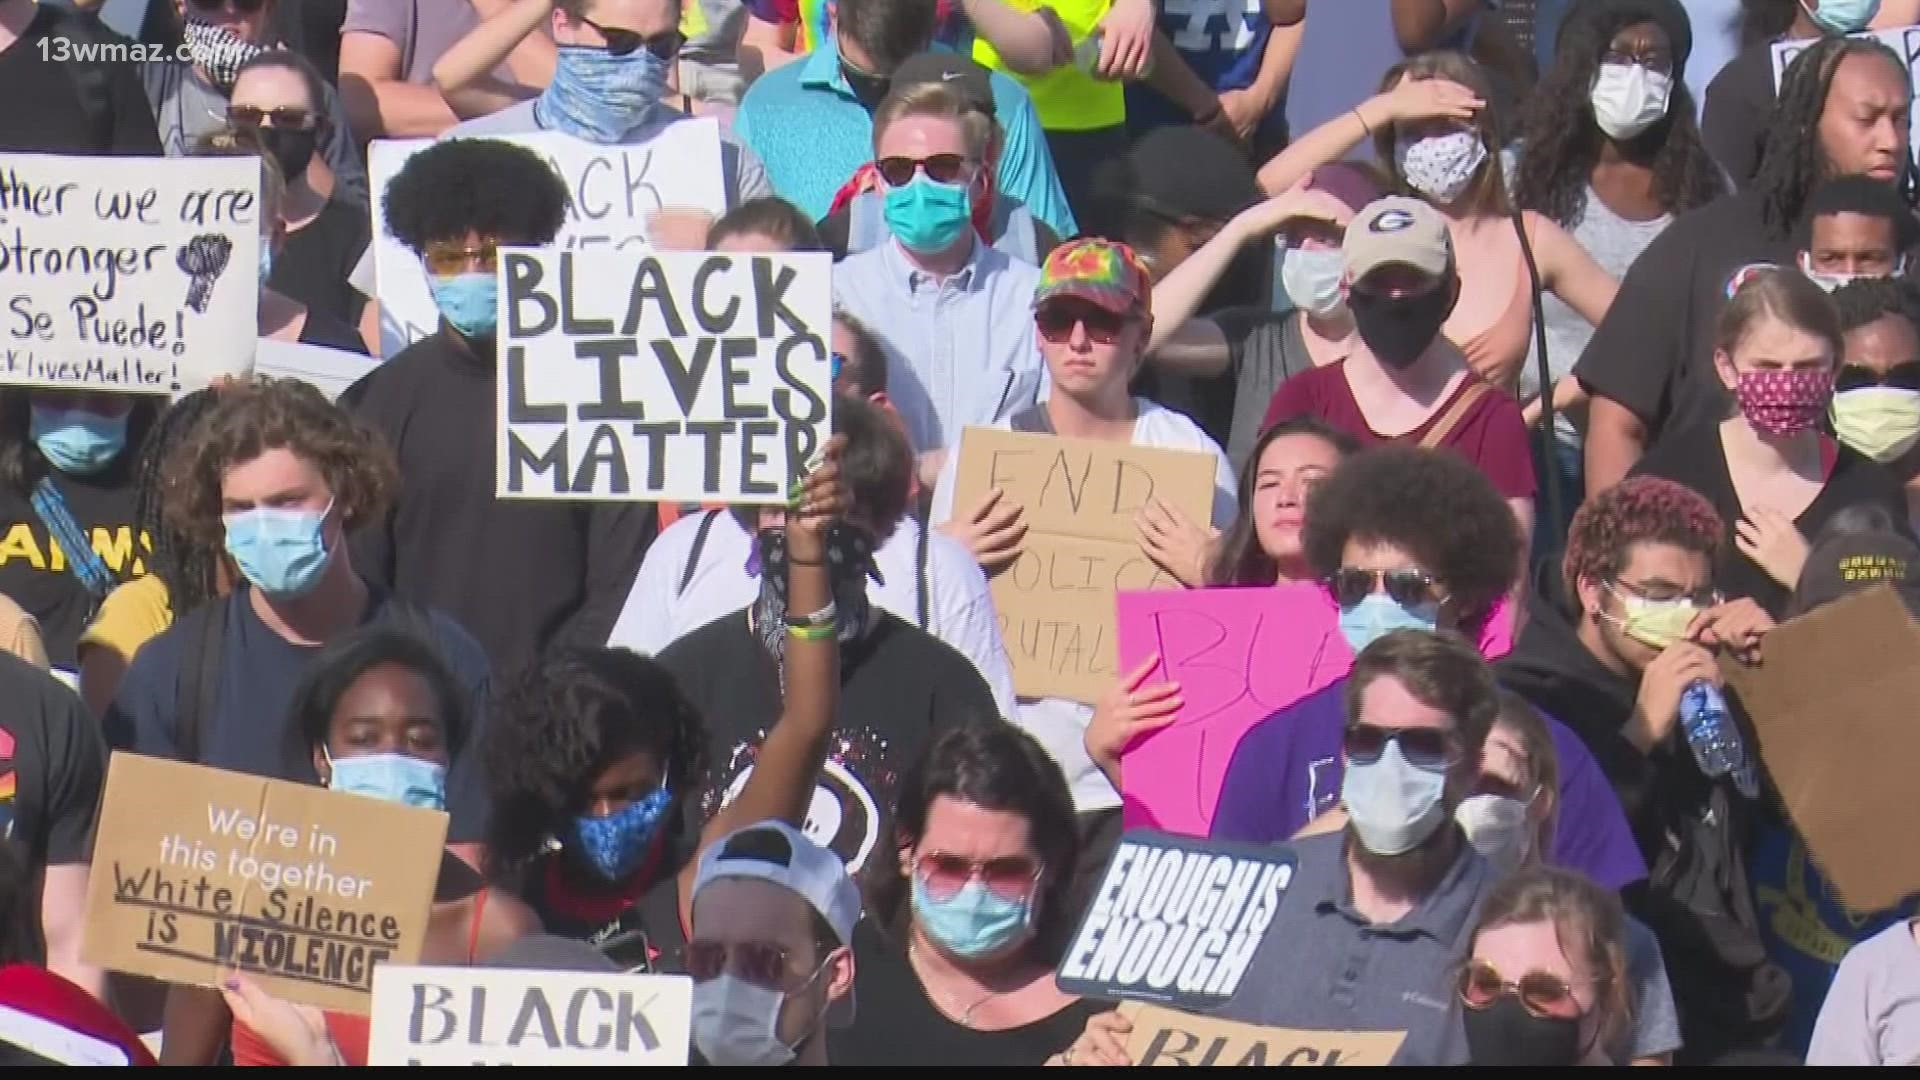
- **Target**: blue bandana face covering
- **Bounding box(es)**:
[571,787,674,882]
[534,44,670,142]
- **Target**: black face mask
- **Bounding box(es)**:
[840,59,891,111]
[256,126,318,183]
[1349,282,1452,370]
[1463,995,1585,1066]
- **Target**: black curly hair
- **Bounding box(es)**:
[484,647,707,879]
[135,390,222,614]
[382,139,571,255]
[285,624,470,772]
[1795,173,1920,252]
[1302,445,1522,633]
[1832,276,1920,334]
[1754,35,1915,237]
[1514,1,1724,229]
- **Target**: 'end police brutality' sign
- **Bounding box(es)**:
[1056,832,1295,1010]
[496,248,833,504]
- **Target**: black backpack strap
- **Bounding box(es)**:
[173,600,229,765]
[1007,405,1054,434]
[915,519,930,630]
[679,509,722,596]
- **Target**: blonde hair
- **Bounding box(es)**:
[871,81,994,164]
[1475,867,1634,1060]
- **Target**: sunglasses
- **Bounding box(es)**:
[423,240,499,277]
[226,105,315,130]
[580,17,685,59]
[1459,959,1584,1021]
[876,153,973,187]
[190,0,267,11]
[916,851,1041,904]
[684,939,807,992]
[1035,302,1132,346]
[1327,567,1441,609]
[1342,722,1460,771]
[1836,362,1920,393]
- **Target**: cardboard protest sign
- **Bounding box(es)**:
[1114,586,1519,836]
[368,967,692,1066]
[81,753,447,1013]
[1057,831,1295,1009]
[0,153,259,393]
[1774,27,1920,174]
[1722,584,1920,913]
[496,248,833,504]
[1120,1002,1406,1067]
[254,339,379,401]
[368,125,727,356]
[952,427,1216,702]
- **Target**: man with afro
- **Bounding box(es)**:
[341,138,658,680]
[1208,446,1647,894]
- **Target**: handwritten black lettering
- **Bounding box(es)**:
[504,253,557,338]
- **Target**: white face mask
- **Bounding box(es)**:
[1454,793,1534,876]
[1343,740,1450,856]
[1395,130,1489,205]
[1798,250,1907,293]
[690,969,823,1067]
[1589,62,1673,140]
[1281,245,1348,319]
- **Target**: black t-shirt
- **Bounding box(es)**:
[522,844,691,974]
[1573,192,1793,453]
[827,920,1110,1066]
[1630,423,1912,618]
[102,588,496,843]
[0,458,147,671]
[656,612,999,874]
[0,650,104,874]
[272,198,370,329]
[1701,41,1777,192]
[0,7,163,155]
[296,307,370,355]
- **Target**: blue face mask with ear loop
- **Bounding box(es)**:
[323,748,447,811]
[1808,0,1882,35]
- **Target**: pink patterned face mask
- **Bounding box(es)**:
[1735,368,1834,437]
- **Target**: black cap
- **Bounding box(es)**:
[1125,124,1260,224]
[1793,529,1920,615]
[890,51,996,118]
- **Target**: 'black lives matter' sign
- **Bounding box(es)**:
[0,153,259,393]
[496,248,833,504]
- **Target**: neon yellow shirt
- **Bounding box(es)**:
[972,0,1123,132]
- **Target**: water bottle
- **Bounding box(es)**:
[1679,681,1756,797]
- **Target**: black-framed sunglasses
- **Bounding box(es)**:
[876,153,973,187]
[226,105,316,130]
[1327,567,1441,609]
[1836,362,1920,393]
[580,17,685,60]
[1342,722,1460,771]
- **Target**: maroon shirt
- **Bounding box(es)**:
[1262,362,1538,499]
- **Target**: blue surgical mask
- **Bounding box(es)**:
[223,500,335,599]
[30,405,128,475]
[1337,592,1439,655]
[571,787,673,882]
[1807,0,1881,35]
[325,750,447,811]
[535,44,669,142]
[911,876,1033,959]
[1343,739,1449,856]
[883,173,974,255]
[428,271,499,340]
[1280,245,1348,318]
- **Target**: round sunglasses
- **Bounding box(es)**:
[1458,959,1587,1021]
[916,851,1042,904]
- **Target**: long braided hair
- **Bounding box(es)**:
[133,391,223,613]
[1754,35,1916,237]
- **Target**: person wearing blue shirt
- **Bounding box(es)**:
[734,0,1076,237]
[1127,0,1298,159]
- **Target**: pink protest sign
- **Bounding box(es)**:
[1115,585,1515,837]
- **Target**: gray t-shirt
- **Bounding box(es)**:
[342,0,488,85]
[1212,307,1317,473]
[1623,914,1683,1061]
[1808,920,1920,1066]
[140,61,368,208]
[1522,187,1670,442]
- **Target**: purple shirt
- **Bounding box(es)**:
[1208,679,1648,891]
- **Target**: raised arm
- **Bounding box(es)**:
[1256,75,1482,195]
[338,30,459,141]
[431,0,555,117]
[961,0,1072,77]
[1390,0,1483,52]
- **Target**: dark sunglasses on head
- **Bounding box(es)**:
[1836,361,1920,393]
[581,17,685,59]
[876,153,972,187]
[1342,722,1460,771]
[1459,959,1584,1020]
[1035,302,1130,345]
[916,851,1042,904]
[1327,567,1441,609]
[684,939,802,992]
[190,0,267,12]
[226,105,316,130]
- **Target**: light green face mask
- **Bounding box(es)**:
[1602,580,1700,651]
[1831,387,1920,464]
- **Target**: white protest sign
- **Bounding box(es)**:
[1774,26,1920,173]
[0,153,259,393]
[367,967,692,1066]
[368,123,727,357]
[496,247,834,504]
[253,339,379,402]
